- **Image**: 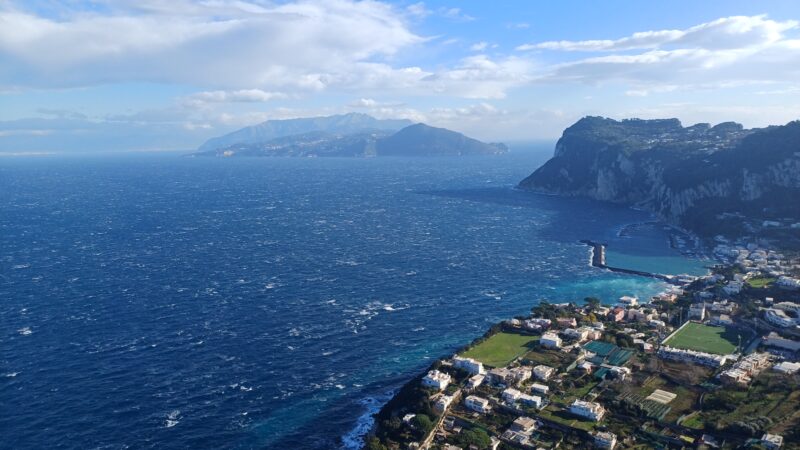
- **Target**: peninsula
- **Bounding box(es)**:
[518,117,800,247]
[192,113,508,158]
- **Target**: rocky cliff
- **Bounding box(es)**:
[519,116,800,236]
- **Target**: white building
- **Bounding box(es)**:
[763,332,800,352]
[773,361,800,374]
[619,296,638,306]
[593,431,618,449]
[723,281,744,295]
[502,388,522,404]
[765,308,797,328]
[761,433,784,449]
[658,346,729,367]
[510,416,537,433]
[540,331,562,349]
[533,365,555,381]
[564,327,589,342]
[464,395,491,414]
[609,366,631,381]
[434,394,456,414]
[421,370,451,390]
[452,356,485,375]
[486,367,514,386]
[568,400,605,421]
[518,393,543,408]
[465,374,485,391]
[689,303,706,320]
[510,366,532,384]
[530,383,549,395]
[777,276,800,290]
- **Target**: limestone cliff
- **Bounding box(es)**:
[519,117,800,236]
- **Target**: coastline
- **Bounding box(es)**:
[358,231,705,448]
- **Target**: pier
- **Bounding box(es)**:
[580,240,679,284]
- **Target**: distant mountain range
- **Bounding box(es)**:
[193,113,507,157]
[519,116,800,240]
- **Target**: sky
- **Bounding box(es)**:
[1,0,799,152]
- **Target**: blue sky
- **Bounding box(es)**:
[1,0,799,152]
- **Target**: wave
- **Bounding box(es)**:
[340,391,397,450]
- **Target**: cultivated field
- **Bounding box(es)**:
[663,322,742,355]
[461,332,539,367]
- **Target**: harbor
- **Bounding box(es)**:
[580,240,680,284]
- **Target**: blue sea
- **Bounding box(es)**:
[0,151,711,449]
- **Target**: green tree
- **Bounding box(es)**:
[365,436,388,450]
[457,428,492,449]
[412,414,434,434]
[585,297,601,311]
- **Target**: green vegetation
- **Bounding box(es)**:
[455,428,491,449]
[536,406,597,432]
[663,322,743,355]
[700,372,800,436]
[681,413,705,430]
[461,332,539,367]
[746,277,776,288]
[522,347,572,369]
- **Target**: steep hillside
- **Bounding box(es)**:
[519,117,800,237]
[197,113,412,152]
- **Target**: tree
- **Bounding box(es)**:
[365,437,388,450]
[585,297,601,311]
[457,428,492,449]
[412,414,434,434]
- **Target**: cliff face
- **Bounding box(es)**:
[519,117,800,235]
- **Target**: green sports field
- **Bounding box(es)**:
[663,322,743,355]
[461,332,539,367]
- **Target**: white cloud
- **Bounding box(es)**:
[424,55,534,99]
[0,0,424,90]
[348,98,379,108]
[183,89,286,108]
[518,15,797,51]
[507,22,529,30]
[440,7,474,22]
[470,42,488,52]
[520,15,800,97]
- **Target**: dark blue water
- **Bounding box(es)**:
[0,152,706,449]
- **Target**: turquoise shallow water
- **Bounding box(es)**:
[605,222,711,276]
[0,151,708,449]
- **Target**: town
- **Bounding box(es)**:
[367,243,800,450]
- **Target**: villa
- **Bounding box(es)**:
[540,331,562,349]
[421,369,452,390]
[568,399,606,421]
[532,365,555,381]
[464,395,491,414]
[593,431,618,449]
[452,356,485,375]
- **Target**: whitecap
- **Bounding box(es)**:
[17,327,32,336]
[165,410,180,428]
[340,392,396,450]
[4,372,19,377]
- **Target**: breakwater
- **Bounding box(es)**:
[580,240,678,284]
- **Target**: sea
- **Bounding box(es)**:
[0,149,711,449]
